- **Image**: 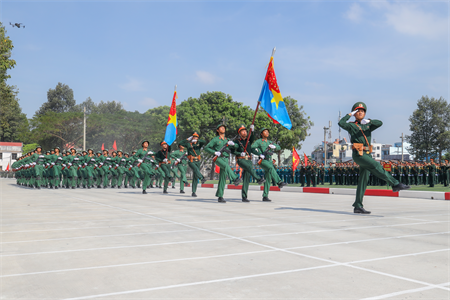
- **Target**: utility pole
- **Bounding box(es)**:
[338,111,341,142]
[324,125,329,166]
[400,132,404,162]
[83,106,86,151]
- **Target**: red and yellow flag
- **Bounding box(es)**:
[292,147,300,170]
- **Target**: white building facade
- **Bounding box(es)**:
[0,142,23,171]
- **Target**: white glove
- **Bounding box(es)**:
[84,163,88,166]
[350,110,358,116]
[215,152,221,157]
[187,136,193,141]
[260,154,265,159]
[74,157,79,160]
[58,157,62,160]
[68,163,72,166]
[269,144,276,149]
[100,162,104,165]
[163,158,168,163]
[39,155,44,158]
[106,157,111,160]
[227,141,235,146]
[121,159,126,161]
[250,124,255,131]
[129,165,132,169]
[361,119,370,125]
[138,159,143,163]
[62,164,66,167]
[147,151,153,155]
[116,164,119,167]
[241,152,246,157]
[51,162,55,166]
[192,139,198,143]
[176,159,181,163]
[90,158,96,162]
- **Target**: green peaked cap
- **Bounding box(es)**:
[352,102,367,112]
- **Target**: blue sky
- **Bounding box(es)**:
[1,0,448,153]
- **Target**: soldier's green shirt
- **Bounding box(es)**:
[233,132,256,156]
[338,114,383,146]
[250,138,281,161]
[204,136,235,158]
[155,146,172,163]
[171,149,188,166]
[179,139,206,157]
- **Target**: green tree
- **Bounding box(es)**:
[30,111,83,150]
[406,96,450,162]
[36,82,76,115]
[0,22,28,142]
[22,143,38,155]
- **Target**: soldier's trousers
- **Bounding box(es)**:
[177,165,187,191]
[215,157,238,198]
[260,160,281,198]
[188,161,203,193]
[429,173,435,187]
[237,159,261,199]
[353,152,399,208]
[160,164,171,191]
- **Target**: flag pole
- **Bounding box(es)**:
[244,47,276,152]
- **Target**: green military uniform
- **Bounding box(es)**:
[428,161,436,187]
[179,131,207,197]
[155,141,173,193]
[204,124,240,202]
[251,128,285,201]
[171,145,189,193]
[338,102,406,214]
[232,124,265,202]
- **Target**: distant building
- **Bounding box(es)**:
[0,142,23,171]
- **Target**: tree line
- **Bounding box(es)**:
[20,82,313,158]
[406,96,450,162]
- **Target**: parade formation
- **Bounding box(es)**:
[10,101,429,214]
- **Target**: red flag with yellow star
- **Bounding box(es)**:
[164,90,178,145]
[292,147,300,171]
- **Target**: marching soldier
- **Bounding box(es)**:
[155,141,173,194]
[338,102,410,214]
[204,124,241,203]
[232,124,265,202]
[179,131,208,197]
[251,128,287,201]
[171,144,189,193]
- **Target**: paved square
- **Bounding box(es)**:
[1,179,449,299]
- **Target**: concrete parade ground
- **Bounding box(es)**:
[1,179,449,299]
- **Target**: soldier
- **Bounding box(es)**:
[171,144,189,194]
[428,159,436,187]
[179,131,208,197]
[132,140,155,194]
[204,124,241,203]
[251,128,287,201]
[328,163,334,185]
[338,102,410,214]
[233,124,265,202]
[155,141,173,194]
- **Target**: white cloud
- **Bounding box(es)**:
[364,1,448,39]
[345,3,364,23]
[119,76,146,92]
[195,71,220,84]
[383,4,447,39]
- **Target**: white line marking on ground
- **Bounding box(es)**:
[362,282,450,300]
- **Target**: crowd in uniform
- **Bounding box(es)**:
[11,124,288,203]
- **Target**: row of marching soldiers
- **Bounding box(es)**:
[11,144,190,191]
[12,124,288,202]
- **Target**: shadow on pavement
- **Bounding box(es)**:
[275,207,384,217]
